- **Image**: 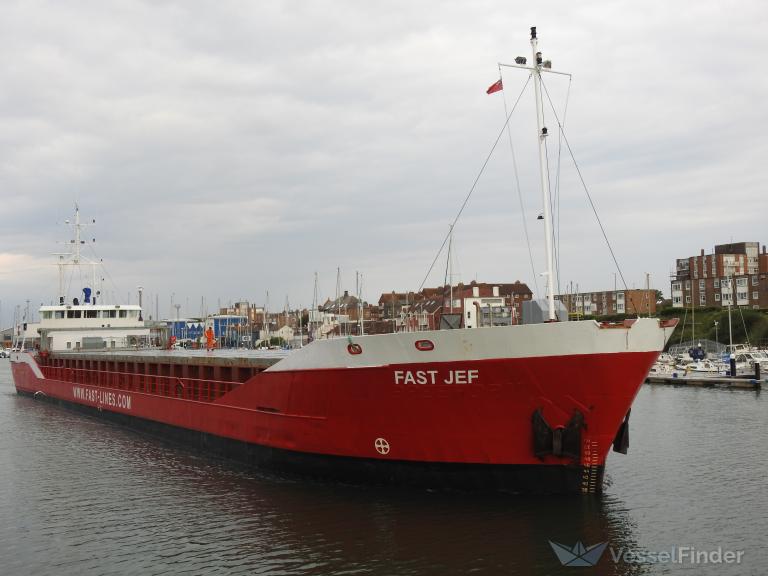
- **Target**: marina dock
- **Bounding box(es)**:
[646,374,764,389]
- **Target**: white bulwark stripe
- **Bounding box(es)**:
[10,352,46,379]
[267,318,674,372]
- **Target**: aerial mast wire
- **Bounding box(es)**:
[417,75,532,292]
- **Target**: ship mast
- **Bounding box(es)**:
[499,27,571,322]
[55,204,96,305]
[530,27,556,321]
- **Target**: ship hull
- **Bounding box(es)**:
[10,319,674,494]
[15,387,602,494]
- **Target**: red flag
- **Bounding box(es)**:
[486,79,503,94]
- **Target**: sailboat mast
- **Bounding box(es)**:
[448,226,454,314]
[530,27,556,321]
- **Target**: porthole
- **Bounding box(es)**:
[415,339,434,351]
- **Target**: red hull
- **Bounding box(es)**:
[11,349,657,492]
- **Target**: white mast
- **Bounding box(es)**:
[73,205,82,264]
[530,26,556,321]
[358,271,365,336]
[265,290,270,342]
[448,225,454,314]
[55,204,96,305]
[727,275,733,349]
[57,255,66,305]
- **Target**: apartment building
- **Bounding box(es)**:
[670,242,768,309]
[556,289,657,317]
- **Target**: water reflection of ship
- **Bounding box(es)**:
[112,433,640,575]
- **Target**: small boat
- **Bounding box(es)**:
[679,360,724,374]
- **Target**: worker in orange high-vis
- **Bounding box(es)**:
[205,326,215,351]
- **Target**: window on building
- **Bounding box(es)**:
[714,279,720,288]
[736,278,748,287]
[753,292,759,300]
[685,281,691,290]
[699,294,706,305]
[699,280,705,290]
[672,282,681,291]
[752,276,759,286]
[673,296,682,305]
[715,294,720,301]
[737,291,748,300]
[685,296,691,304]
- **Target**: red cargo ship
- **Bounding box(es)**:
[9,28,676,493]
[11,317,675,493]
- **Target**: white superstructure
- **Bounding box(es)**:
[18,206,152,352]
[38,304,149,351]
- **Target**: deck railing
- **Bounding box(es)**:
[40,366,241,403]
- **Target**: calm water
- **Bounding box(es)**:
[0,360,765,575]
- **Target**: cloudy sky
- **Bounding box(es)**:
[1,0,766,324]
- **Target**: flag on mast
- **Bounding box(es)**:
[486,79,503,94]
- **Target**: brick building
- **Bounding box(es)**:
[670,242,768,309]
[321,290,375,323]
[556,289,657,317]
[377,281,533,331]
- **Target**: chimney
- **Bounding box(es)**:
[763,245,766,254]
[700,249,705,256]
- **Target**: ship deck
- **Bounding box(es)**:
[49,348,290,370]
[36,348,294,401]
